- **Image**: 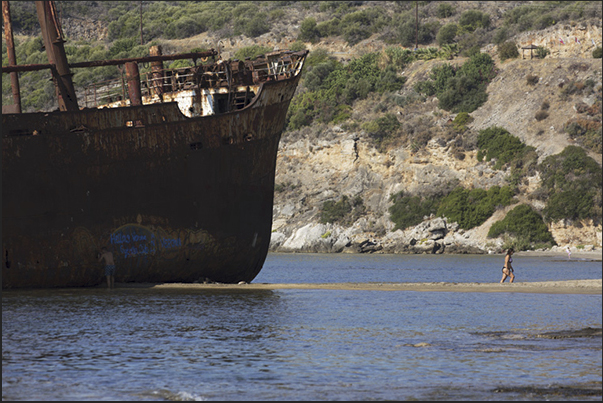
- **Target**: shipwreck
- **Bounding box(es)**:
[2,1,308,288]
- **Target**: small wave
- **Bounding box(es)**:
[472,331,527,340]
[149,389,207,401]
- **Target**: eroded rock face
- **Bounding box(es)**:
[269,52,602,255]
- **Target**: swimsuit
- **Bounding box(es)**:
[105,265,116,276]
[502,256,513,273]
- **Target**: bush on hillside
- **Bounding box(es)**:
[414,52,496,113]
[537,146,602,222]
[286,52,406,130]
[452,112,473,132]
[398,18,441,48]
[298,17,320,43]
[436,186,515,230]
[234,45,272,60]
[535,46,550,59]
[593,47,602,58]
[458,10,491,32]
[476,126,530,170]
[488,204,556,250]
[361,113,401,149]
[388,191,443,231]
[437,3,455,19]
[240,13,270,38]
[320,195,365,225]
[492,28,508,45]
[498,41,519,61]
[436,23,458,46]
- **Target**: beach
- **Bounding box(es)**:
[117,249,603,294]
[146,278,602,294]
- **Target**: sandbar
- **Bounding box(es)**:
[147,279,602,294]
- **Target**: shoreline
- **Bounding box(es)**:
[512,249,602,261]
[267,249,603,261]
[145,279,602,294]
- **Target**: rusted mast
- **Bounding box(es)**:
[125,62,142,106]
[2,0,22,113]
[35,0,79,111]
[149,45,164,97]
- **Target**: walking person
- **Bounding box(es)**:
[500,248,515,283]
[98,247,116,289]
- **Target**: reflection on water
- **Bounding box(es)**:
[2,254,602,401]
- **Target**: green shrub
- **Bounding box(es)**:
[437,3,455,19]
[234,45,272,60]
[289,41,307,52]
[535,46,550,59]
[414,52,496,113]
[459,10,491,32]
[593,47,602,59]
[498,41,519,61]
[381,47,415,70]
[563,119,602,154]
[361,113,401,147]
[437,186,515,230]
[298,17,320,43]
[476,126,529,169]
[452,112,473,132]
[398,18,440,48]
[287,52,406,130]
[242,13,270,38]
[320,195,365,225]
[388,191,442,231]
[492,205,555,248]
[320,196,351,224]
[436,23,458,46]
[537,146,602,222]
[488,204,556,250]
[492,28,508,45]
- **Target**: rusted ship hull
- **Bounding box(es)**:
[2,75,300,289]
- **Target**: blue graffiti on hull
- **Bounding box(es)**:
[109,224,184,260]
[110,225,157,259]
[160,237,182,249]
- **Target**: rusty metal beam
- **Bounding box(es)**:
[35,0,79,111]
[149,45,164,97]
[2,0,22,112]
[125,62,142,106]
[2,51,218,74]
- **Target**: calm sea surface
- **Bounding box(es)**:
[2,253,602,401]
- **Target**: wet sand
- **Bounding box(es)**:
[144,279,602,294]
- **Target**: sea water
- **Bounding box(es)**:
[2,253,601,401]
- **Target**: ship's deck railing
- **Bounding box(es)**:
[83,78,127,108]
[83,69,197,107]
[82,51,306,108]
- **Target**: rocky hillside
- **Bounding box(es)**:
[269,55,602,255]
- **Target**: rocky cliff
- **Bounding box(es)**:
[269,51,602,255]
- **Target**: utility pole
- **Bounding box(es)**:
[140,1,143,45]
[415,1,418,50]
